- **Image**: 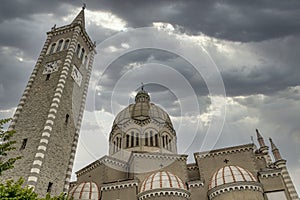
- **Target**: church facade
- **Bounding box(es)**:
[2,8,299,200]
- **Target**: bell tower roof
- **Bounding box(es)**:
[71,6,86,28]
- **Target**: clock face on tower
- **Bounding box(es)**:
[42,60,62,74]
[71,65,82,86]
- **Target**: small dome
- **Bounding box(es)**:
[135,89,150,103]
[140,171,186,193]
[209,165,257,190]
[69,182,100,200]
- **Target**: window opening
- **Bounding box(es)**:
[76,44,81,56]
[63,39,70,50]
[47,182,53,193]
[20,138,28,150]
[46,74,50,81]
[150,131,153,146]
[84,55,88,67]
[113,141,116,153]
[155,134,158,147]
[57,39,63,52]
[166,135,168,146]
[126,135,129,148]
[131,132,134,147]
[80,48,85,60]
[136,132,139,146]
[65,114,69,124]
[145,133,148,146]
[49,43,56,54]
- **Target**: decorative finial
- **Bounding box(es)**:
[51,24,56,30]
[141,82,144,91]
[82,3,86,10]
[256,129,266,147]
[269,137,282,161]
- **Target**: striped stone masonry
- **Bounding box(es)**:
[274,160,299,200]
[63,48,96,192]
[27,26,81,189]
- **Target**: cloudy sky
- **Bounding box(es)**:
[0,0,300,192]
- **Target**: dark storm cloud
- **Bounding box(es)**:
[221,64,300,96]
[84,0,300,42]
[0,0,79,23]
[0,48,33,109]
[93,49,210,115]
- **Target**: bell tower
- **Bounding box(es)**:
[2,7,96,196]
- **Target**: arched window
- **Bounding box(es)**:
[84,55,88,67]
[165,135,168,146]
[56,39,63,52]
[145,132,148,146]
[150,131,153,146]
[49,43,56,54]
[116,137,119,151]
[80,48,85,60]
[63,39,70,50]
[113,141,116,153]
[126,135,129,148]
[155,134,158,147]
[136,132,139,146]
[76,44,81,56]
[169,139,172,151]
[162,135,165,147]
[131,132,134,147]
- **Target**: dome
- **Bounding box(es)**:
[69,182,100,200]
[209,165,257,190]
[140,171,186,192]
[112,88,174,130]
[113,102,173,127]
[109,89,177,157]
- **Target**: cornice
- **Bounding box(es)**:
[208,182,263,199]
[187,180,204,188]
[76,156,128,176]
[138,188,190,200]
[101,180,138,191]
[129,151,188,162]
[259,168,281,178]
[195,143,255,159]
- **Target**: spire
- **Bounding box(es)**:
[269,138,282,161]
[256,129,266,147]
[71,6,85,28]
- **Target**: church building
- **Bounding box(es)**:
[2,7,299,200]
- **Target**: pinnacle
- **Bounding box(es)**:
[71,8,85,28]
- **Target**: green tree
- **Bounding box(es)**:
[0,118,71,199]
[0,118,21,175]
[0,178,38,200]
[0,178,71,200]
